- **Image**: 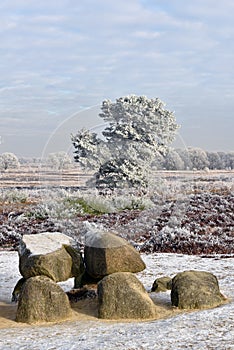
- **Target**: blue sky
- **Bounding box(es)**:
[0,0,233,157]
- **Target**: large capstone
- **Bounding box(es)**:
[19,232,84,282]
[84,231,146,280]
[98,272,156,320]
[171,270,226,309]
[16,275,72,324]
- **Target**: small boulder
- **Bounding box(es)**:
[151,276,172,292]
[19,232,84,282]
[171,270,225,309]
[98,272,156,320]
[84,231,146,279]
[16,275,72,323]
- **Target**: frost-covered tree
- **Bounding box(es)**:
[163,149,185,170]
[46,151,72,170]
[71,129,108,170]
[188,148,209,170]
[176,149,193,170]
[0,152,20,171]
[217,152,227,169]
[206,152,223,170]
[223,152,234,169]
[72,95,179,189]
[152,152,164,170]
[218,151,234,169]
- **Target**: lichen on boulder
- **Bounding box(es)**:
[84,230,146,280]
[98,272,156,320]
[171,270,226,309]
[16,275,72,324]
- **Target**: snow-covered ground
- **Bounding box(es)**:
[0,251,233,350]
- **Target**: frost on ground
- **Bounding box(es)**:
[0,171,233,255]
[0,251,233,350]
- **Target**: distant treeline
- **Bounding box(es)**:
[154,148,234,171]
[13,147,234,171]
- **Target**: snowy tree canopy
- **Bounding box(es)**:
[71,129,108,170]
[100,96,178,155]
[0,152,20,171]
[207,152,223,170]
[46,152,72,170]
[221,151,234,170]
[187,148,209,170]
[72,95,179,189]
[163,149,184,170]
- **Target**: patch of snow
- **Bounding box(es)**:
[19,232,75,255]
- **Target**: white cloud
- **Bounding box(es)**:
[133,30,161,39]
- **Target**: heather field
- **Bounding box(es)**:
[0,168,233,256]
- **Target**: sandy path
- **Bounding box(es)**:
[0,295,183,329]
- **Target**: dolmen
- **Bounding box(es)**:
[14,230,151,323]
[13,230,227,324]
